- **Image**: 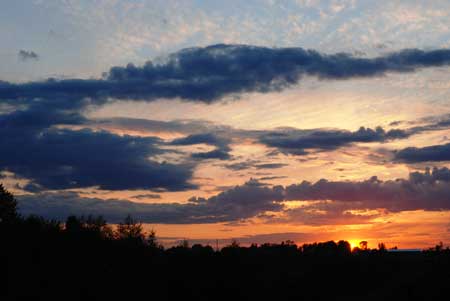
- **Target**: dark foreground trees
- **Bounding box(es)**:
[0,184,18,224]
[1,186,450,300]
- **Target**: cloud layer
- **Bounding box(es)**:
[0,105,195,191]
[260,126,411,155]
[19,179,284,223]
[18,168,450,224]
[395,143,450,163]
[4,44,450,220]
[3,45,450,104]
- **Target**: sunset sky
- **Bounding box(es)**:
[2,0,450,249]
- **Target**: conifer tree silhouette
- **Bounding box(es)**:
[0,184,18,224]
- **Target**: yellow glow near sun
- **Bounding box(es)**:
[348,240,360,250]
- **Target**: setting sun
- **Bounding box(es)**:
[349,240,361,250]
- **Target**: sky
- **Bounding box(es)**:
[2,0,450,249]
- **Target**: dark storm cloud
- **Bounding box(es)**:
[17,168,450,224]
[3,45,450,103]
[259,126,411,155]
[18,50,39,61]
[395,143,450,163]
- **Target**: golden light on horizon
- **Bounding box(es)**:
[348,240,360,250]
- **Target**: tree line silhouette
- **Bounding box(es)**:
[1,184,449,300]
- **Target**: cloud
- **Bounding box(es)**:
[4,43,450,192]
[132,193,161,200]
[1,99,448,193]
[0,103,86,129]
[284,167,450,212]
[395,143,450,163]
[191,149,231,160]
[384,114,450,164]
[4,45,450,104]
[258,176,288,181]
[169,133,232,160]
[18,179,284,223]
[259,126,411,155]
[224,160,288,171]
[224,161,257,171]
[0,108,194,191]
[3,45,450,190]
[90,114,450,161]
[170,133,227,146]
[254,163,288,169]
[17,168,450,224]
[273,167,450,224]
[18,50,39,61]
[95,117,233,136]
[0,93,202,191]
[97,115,450,165]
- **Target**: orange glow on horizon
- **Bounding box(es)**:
[348,240,358,250]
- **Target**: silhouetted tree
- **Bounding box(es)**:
[228,239,240,248]
[85,215,114,238]
[3,189,450,301]
[427,241,445,253]
[116,215,145,244]
[65,215,114,240]
[146,229,163,250]
[65,215,84,233]
[24,214,61,233]
[192,244,214,256]
[179,239,190,249]
[359,241,368,251]
[283,240,296,246]
[337,240,352,255]
[0,184,18,224]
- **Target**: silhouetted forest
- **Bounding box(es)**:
[1,185,449,300]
